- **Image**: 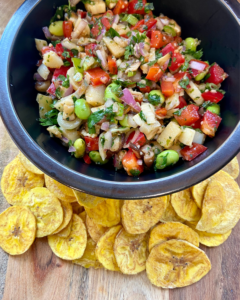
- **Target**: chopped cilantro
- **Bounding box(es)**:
[113,79,135,87]
[105,105,116,122]
[72,96,77,103]
[180,61,189,72]
[51,40,61,47]
[144,3,154,13]
[100,136,105,147]
[173,106,187,116]
[184,49,203,60]
[124,45,134,60]
[39,109,58,127]
[87,109,105,129]
[62,51,70,58]
[134,0,144,10]
[148,50,163,66]
[50,5,69,24]
[179,78,190,89]
[55,87,62,99]
[63,60,71,66]
[106,28,120,39]
[137,79,152,88]
[71,49,79,57]
[140,111,147,122]
[130,169,141,177]
[132,32,146,44]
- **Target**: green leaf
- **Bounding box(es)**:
[39,109,59,127]
[144,3,154,13]
[50,5,69,24]
[63,60,71,66]
[62,51,71,58]
[140,111,147,122]
[71,49,79,57]
[87,110,105,129]
[173,106,187,116]
[51,40,61,47]
[124,45,134,60]
[137,79,152,88]
[184,49,203,60]
[106,28,120,39]
[134,0,144,10]
[180,61,189,72]
[179,78,190,89]
[55,87,62,99]
[113,79,135,87]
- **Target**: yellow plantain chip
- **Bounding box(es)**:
[71,202,84,214]
[20,187,63,238]
[171,189,201,222]
[222,156,239,179]
[73,190,104,208]
[79,211,87,224]
[45,175,76,202]
[18,152,43,175]
[191,179,211,209]
[0,206,36,255]
[1,157,45,205]
[55,217,73,238]
[48,214,87,260]
[86,215,108,243]
[146,240,211,288]
[149,222,199,251]
[186,222,231,247]
[85,199,121,227]
[114,228,148,275]
[206,171,240,234]
[95,225,122,271]
[73,237,102,269]
[160,195,185,223]
[121,196,168,234]
[52,201,73,235]
[196,180,226,232]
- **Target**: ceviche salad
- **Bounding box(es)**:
[34,0,228,177]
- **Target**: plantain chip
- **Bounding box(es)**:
[149,222,199,251]
[73,190,104,208]
[85,199,121,227]
[95,225,122,271]
[86,215,108,243]
[0,206,36,255]
[18,152,43,175]
[206,171,240,234]
[196,180,226,232]
[55,217,73,238]
[114,228,148,275]
[1,157,45,205]
[45,175,76,202]
[52,201,73,235]
[191,179,211,209]
[186,222,231,247]
[160,195,185,223]
[20,187,63,238]
[146,240,211,288]
[79,211,87,224]
[121,196,167,234]
[171,189,201,222]
[48,214,87,260]
[71,202,84,214]
[222,156,239,179]
[73,237,102,269]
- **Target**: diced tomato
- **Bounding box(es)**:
[85,137,99,152]
[83,153,92,164]
[139,19,157,33]
[131,19,145,31]
[169,52,185,72]
[155,107,168,117]
[101,17,111,30]
[190,118,202,129]
[173,71,188,92]
[174,36,183,44]
[191,69,201,78]
[52,66,70,81]
[108,55,118,75]
[139,86,151,93]
[150,31,163,49]
[202,91,224,103]
[85,43,97,57]
[41,46,56,55]
[86,67,111,86]
[63,21,73,38]
[176,96,187,109]
[128,0,146,15]
[161,81,174,97]
[104,10,114,17]
[174,104,200,126]
[47,83,56,96]
[146,64,163,82]
[161,42,176,56]
[78,10,87,18]
[113,0,129,14]
[92,14,104,23]
[135,133,146,147]
[91,22,102,38]
[206,64,228,85]
[122,150,144,177]
[120,34,129,39]
[201,110,222,137]
[180,143,207,161]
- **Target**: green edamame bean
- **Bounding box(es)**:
[206,103,220,115]
[148,90,165,106]
[49,21,64,37]
[185,38,198,52]
[74,139,86,158]
[163,26,177,37]
[89,151,109,165]
[104,83,121,102]
[155,150,179,170]
[74,99,91,120]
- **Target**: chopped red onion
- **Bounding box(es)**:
[61,136,69,143]
[182,45,186,52]
[96,49,108,70]
[100,76,109,84]
[34,73,45,81]
[68,146,76,153]
[137,159,143,165]
[120,88,141,112]
[96,27,106,41]
[189,60,206,71]
[101,122,110,131]
[139,42,147,57]
[156,17,164,30]
[63,84,74,97]
[160,18,169,25]
[134,44,140,58]
[113,14,120,25]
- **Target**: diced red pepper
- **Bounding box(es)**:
[126,132,146,147]
[176,96,187,109]
[122,150,144,176]
[180,143,207,161]
[104,10,114,17]
[128,0,146,15]
[136,19,157,33]
[41,46,56,55]
[85,137,99,152]
[52,66,70,81]
[108,55,118,75]
[190,118,202,129]
[202,91,224,103]
[201,110,222,137]
[169,52,185,72]
[206,64,228,85]
[120,34,129,39]
[150,31,163,49]
[161,81,175,97]
[47,83,56,96]
[63,21,73,38]
[91,22,102,39]
[131,19,145,31]
[144,11,154,21]
[174,104,200,126]
[113,0,129,14]
[155,107,168,117]
[78,11,87,18]
[101,17,111,30]
[86,67,111,86]
[83,153,92,164]
[161,42,176,56]
[146,64,163,82]
[85,43,97,57]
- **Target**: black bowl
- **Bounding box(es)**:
[0,0,239,199]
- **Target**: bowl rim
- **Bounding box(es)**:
[0,0,239,199]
